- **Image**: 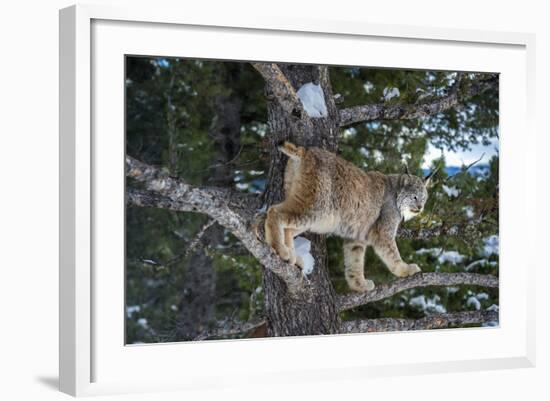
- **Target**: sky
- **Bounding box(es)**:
[422,137,499,168]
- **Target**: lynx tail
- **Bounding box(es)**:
[279,141,305,160]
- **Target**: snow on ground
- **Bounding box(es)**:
[409,294,447,313]
[296,82,328,118]
[442,184,460,197]
[294,236,315,276]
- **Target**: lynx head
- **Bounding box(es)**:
[396,174,431,221]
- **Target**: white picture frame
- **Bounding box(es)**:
[59,3,536,397]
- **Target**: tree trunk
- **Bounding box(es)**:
[262,64,342,336]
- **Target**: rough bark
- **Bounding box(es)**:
[340,310,499,333]
[339,75,498,126]
[193,317,266,340]
[260,64,342,336]
[337,272,499,312]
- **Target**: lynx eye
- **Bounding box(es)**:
[413,195,418,200]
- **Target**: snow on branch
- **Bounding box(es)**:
[340,310,498,333]
[337,272,498,312]
[126,156,306,294]
[338,76,498,127]
[251,63,311,121]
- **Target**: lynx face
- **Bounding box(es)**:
[397,175,429,221]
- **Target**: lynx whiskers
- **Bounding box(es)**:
[265,142,434,292]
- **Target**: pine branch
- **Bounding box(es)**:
[340,310,498,333]
[339,76,498,127]
[337,272,498,312]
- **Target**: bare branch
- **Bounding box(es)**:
[340,310,498,333]
[339,76,498,127]
[193,317,266,341]
[182,219,217,259]
[337,272,498,312]
[444,152,486,183]
[126,156,306,293]
[251,62,309,121]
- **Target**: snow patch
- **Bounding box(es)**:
[487,304,499,312]
[416,248,465,265]
[482,235,499,257]
[442,184,460,197]
[137,318,149,328]
[463,206,475,219]
[409,295,447,314]
[294,236,315,276]
[296,82,328,118]
[126,305,140,317]
[465,259,491,271]
[363,81,374,94]
[383,86,400,100]
[466,296,481,310]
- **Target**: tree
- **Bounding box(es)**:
[125,59,499,340]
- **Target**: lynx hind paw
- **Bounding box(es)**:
[347,276,376,292]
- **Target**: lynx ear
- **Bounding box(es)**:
[399,173,410,186]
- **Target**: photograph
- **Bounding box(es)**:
[124,57,499,344]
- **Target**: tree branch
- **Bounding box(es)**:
[251,62,310,121]
[193,317,266,341]
[339,76,498,127]
[340,310,498,333]
[337,272,498,312]
[126,156,306,294]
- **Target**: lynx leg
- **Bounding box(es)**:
[370,233,421,278]
[343,240,375,292]
[265,205,308,265]
[284,228,297,265]
[265,205,290,261]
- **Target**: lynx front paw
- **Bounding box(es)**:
[393,262,422,277]
[406,263,421,276]
[273,244,298,265]
[346,276,375,292]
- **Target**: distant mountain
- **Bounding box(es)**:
[422,164,490,178]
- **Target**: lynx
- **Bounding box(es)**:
[265,142,433,292]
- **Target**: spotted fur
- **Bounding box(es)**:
[265,142,430,292]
